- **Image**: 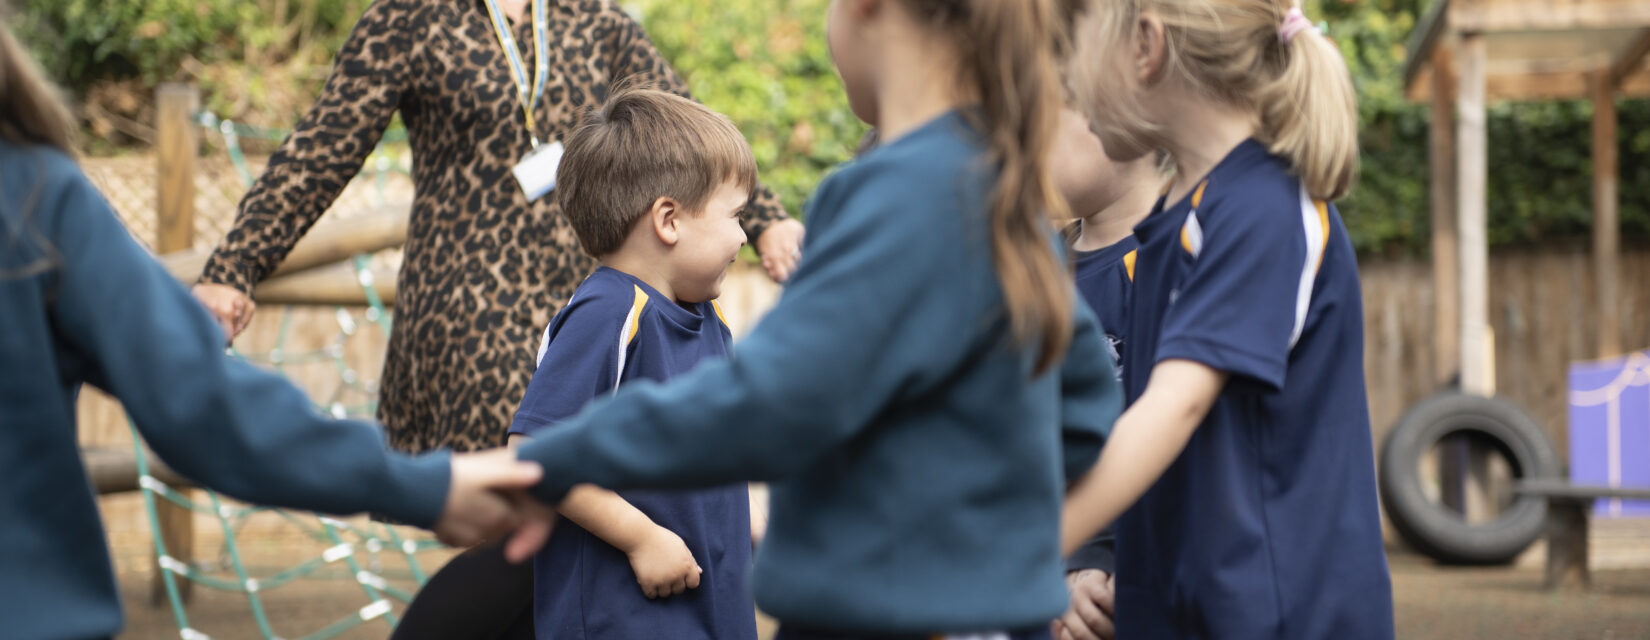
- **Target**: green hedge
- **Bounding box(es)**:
[631,0,866,218]
[13,0,1648,252]
[1325,0,1650,254]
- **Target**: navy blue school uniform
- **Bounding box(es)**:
[1115,140,1393,639]
[1064,230,1138,574]
[508,267,754,640]
[1072,231,1138,382]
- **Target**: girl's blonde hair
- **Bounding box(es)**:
[1081,0,1357,200]
[902,0,1074,375]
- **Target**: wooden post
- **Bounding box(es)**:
[152,82,199,606]
[1430,45,1460,386]
[1456,34,1493,397]
[1591,72,1621,359]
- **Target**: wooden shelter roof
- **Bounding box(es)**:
[1403,0,1650,101]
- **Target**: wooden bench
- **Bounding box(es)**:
[1515,479,1650,589]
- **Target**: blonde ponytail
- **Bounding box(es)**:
[1256,16,1358,200]
[1076,0,1358,200]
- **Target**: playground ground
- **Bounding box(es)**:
[111,524,1650,640]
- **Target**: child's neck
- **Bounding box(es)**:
[601,254,679,304]
[1161,99,1260,205]
[1074,176,1159,253]
[870,30,971,144]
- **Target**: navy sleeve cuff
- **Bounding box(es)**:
[1156,334,1285,394]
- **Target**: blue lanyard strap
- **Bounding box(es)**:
[482,0,549,146]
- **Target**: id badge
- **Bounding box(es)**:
[512,140,564,202]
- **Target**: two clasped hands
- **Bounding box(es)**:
[430,449,556,563]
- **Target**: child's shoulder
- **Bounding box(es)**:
[810,115,988,226]
[1198,141,1312,230]
[560,268,654,324]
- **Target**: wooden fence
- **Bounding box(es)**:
[1362,243,1650,464]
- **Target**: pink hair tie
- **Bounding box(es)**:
[1278,7,1316,45]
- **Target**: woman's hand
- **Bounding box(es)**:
[755,218,806,283]
[191,283,256,339]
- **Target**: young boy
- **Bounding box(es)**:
[505,88,758,640]
[1051,105,1164,640]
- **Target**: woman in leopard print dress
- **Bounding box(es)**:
[191,0,805,636]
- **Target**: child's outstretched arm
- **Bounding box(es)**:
[511,161,1003,513]
[32,152,536,544]
[1060,359,1225,555]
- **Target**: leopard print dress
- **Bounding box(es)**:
[201,0,790,453]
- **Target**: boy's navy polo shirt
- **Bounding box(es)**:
[511,266,754,640]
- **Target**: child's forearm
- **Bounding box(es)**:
[511,433,663,552]
[749,484,769,546]
[1060,359,1225,555]
[558,485,662,553]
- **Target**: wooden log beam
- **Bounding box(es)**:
[161,203,410,285]
[84,448,195,495]
[1431,44,1461,386]
[1451,0,1650,32]
[1612,29,1650,88]
[153,83,198,606]
[1407,66,1650,102]
[1592,72,1622,358]
[251,259,398,307]
[1457,34,1494,397]
[1403,0,1451,99]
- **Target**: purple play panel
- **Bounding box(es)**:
[1568,351,1650,517]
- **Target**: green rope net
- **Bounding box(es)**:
[132,116,438,640]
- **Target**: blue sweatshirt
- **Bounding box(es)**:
[0,142,451,639]
[510,267,754,640]
[517,111,1123,633]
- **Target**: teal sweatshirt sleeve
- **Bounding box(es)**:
[1058,299,1121,481]
[516,159,995,501]
[43,154,451,527]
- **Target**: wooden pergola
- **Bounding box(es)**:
[1404,0,1650,394]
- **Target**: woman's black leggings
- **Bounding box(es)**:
[390,540,535,640]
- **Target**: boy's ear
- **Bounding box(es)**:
[650,196,681,247]
[846,0,880,21]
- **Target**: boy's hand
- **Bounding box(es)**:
[433,449,543,548]
[1053,569,1115,640]
[623,526,702,599]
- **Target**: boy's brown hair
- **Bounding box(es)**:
[555,87,758,257]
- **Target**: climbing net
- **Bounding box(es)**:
[132,115,442,640]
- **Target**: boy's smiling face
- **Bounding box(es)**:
[669,179,750,304]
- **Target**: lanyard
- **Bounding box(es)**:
[482,0,549,147]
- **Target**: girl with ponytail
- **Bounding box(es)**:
[505,1,1123,638]
[1058,1,1393,638]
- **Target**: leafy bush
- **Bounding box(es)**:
[1324,0,1650,254]
[630,0,866,218]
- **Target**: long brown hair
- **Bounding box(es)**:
[0,6,76,153]
[0,6,75,281]
[903,0,1073,375]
